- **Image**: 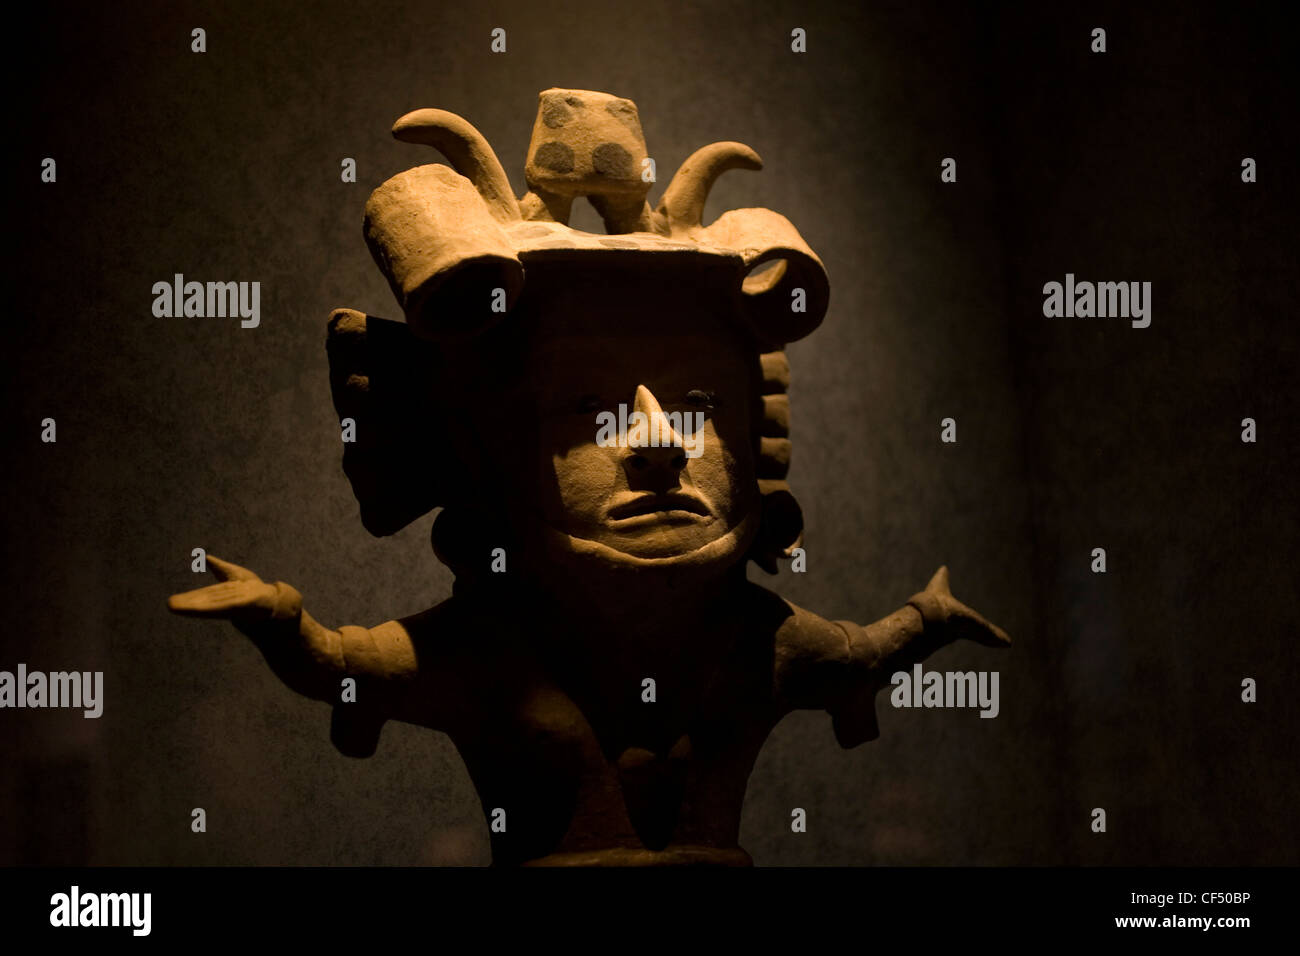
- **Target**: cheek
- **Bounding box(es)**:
[689,418,757,507]
[537,423,623,523]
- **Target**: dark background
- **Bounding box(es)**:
[3,0,1295,866]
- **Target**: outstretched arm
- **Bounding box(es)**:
[828,566,1010,747]
[167,555,432,755]
[769,566,1009,747]
[841,566,1009,672]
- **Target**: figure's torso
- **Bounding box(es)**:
[394,581,854,865]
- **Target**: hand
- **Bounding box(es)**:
[167,555,303,643]
[168,556,399,753]
[909,566,1011,649]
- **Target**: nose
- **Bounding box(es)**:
[625,384,687,475]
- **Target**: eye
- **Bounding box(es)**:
[576,394,603,413]
[685,389,719,409]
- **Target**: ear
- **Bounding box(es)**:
[326,309,445,536]
[747,351,804,573]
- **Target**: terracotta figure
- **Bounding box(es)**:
[168,89,1010,866]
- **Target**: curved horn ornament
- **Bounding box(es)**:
[657,141,763,233]
[392,108,521,224]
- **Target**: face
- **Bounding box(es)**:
[495,262,762,569]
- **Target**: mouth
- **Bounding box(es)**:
[605,492,713,526]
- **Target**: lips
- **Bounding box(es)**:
[606,492,712,522]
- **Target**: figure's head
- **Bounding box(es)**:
[328,89,825,585]
[471,259,763,573]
